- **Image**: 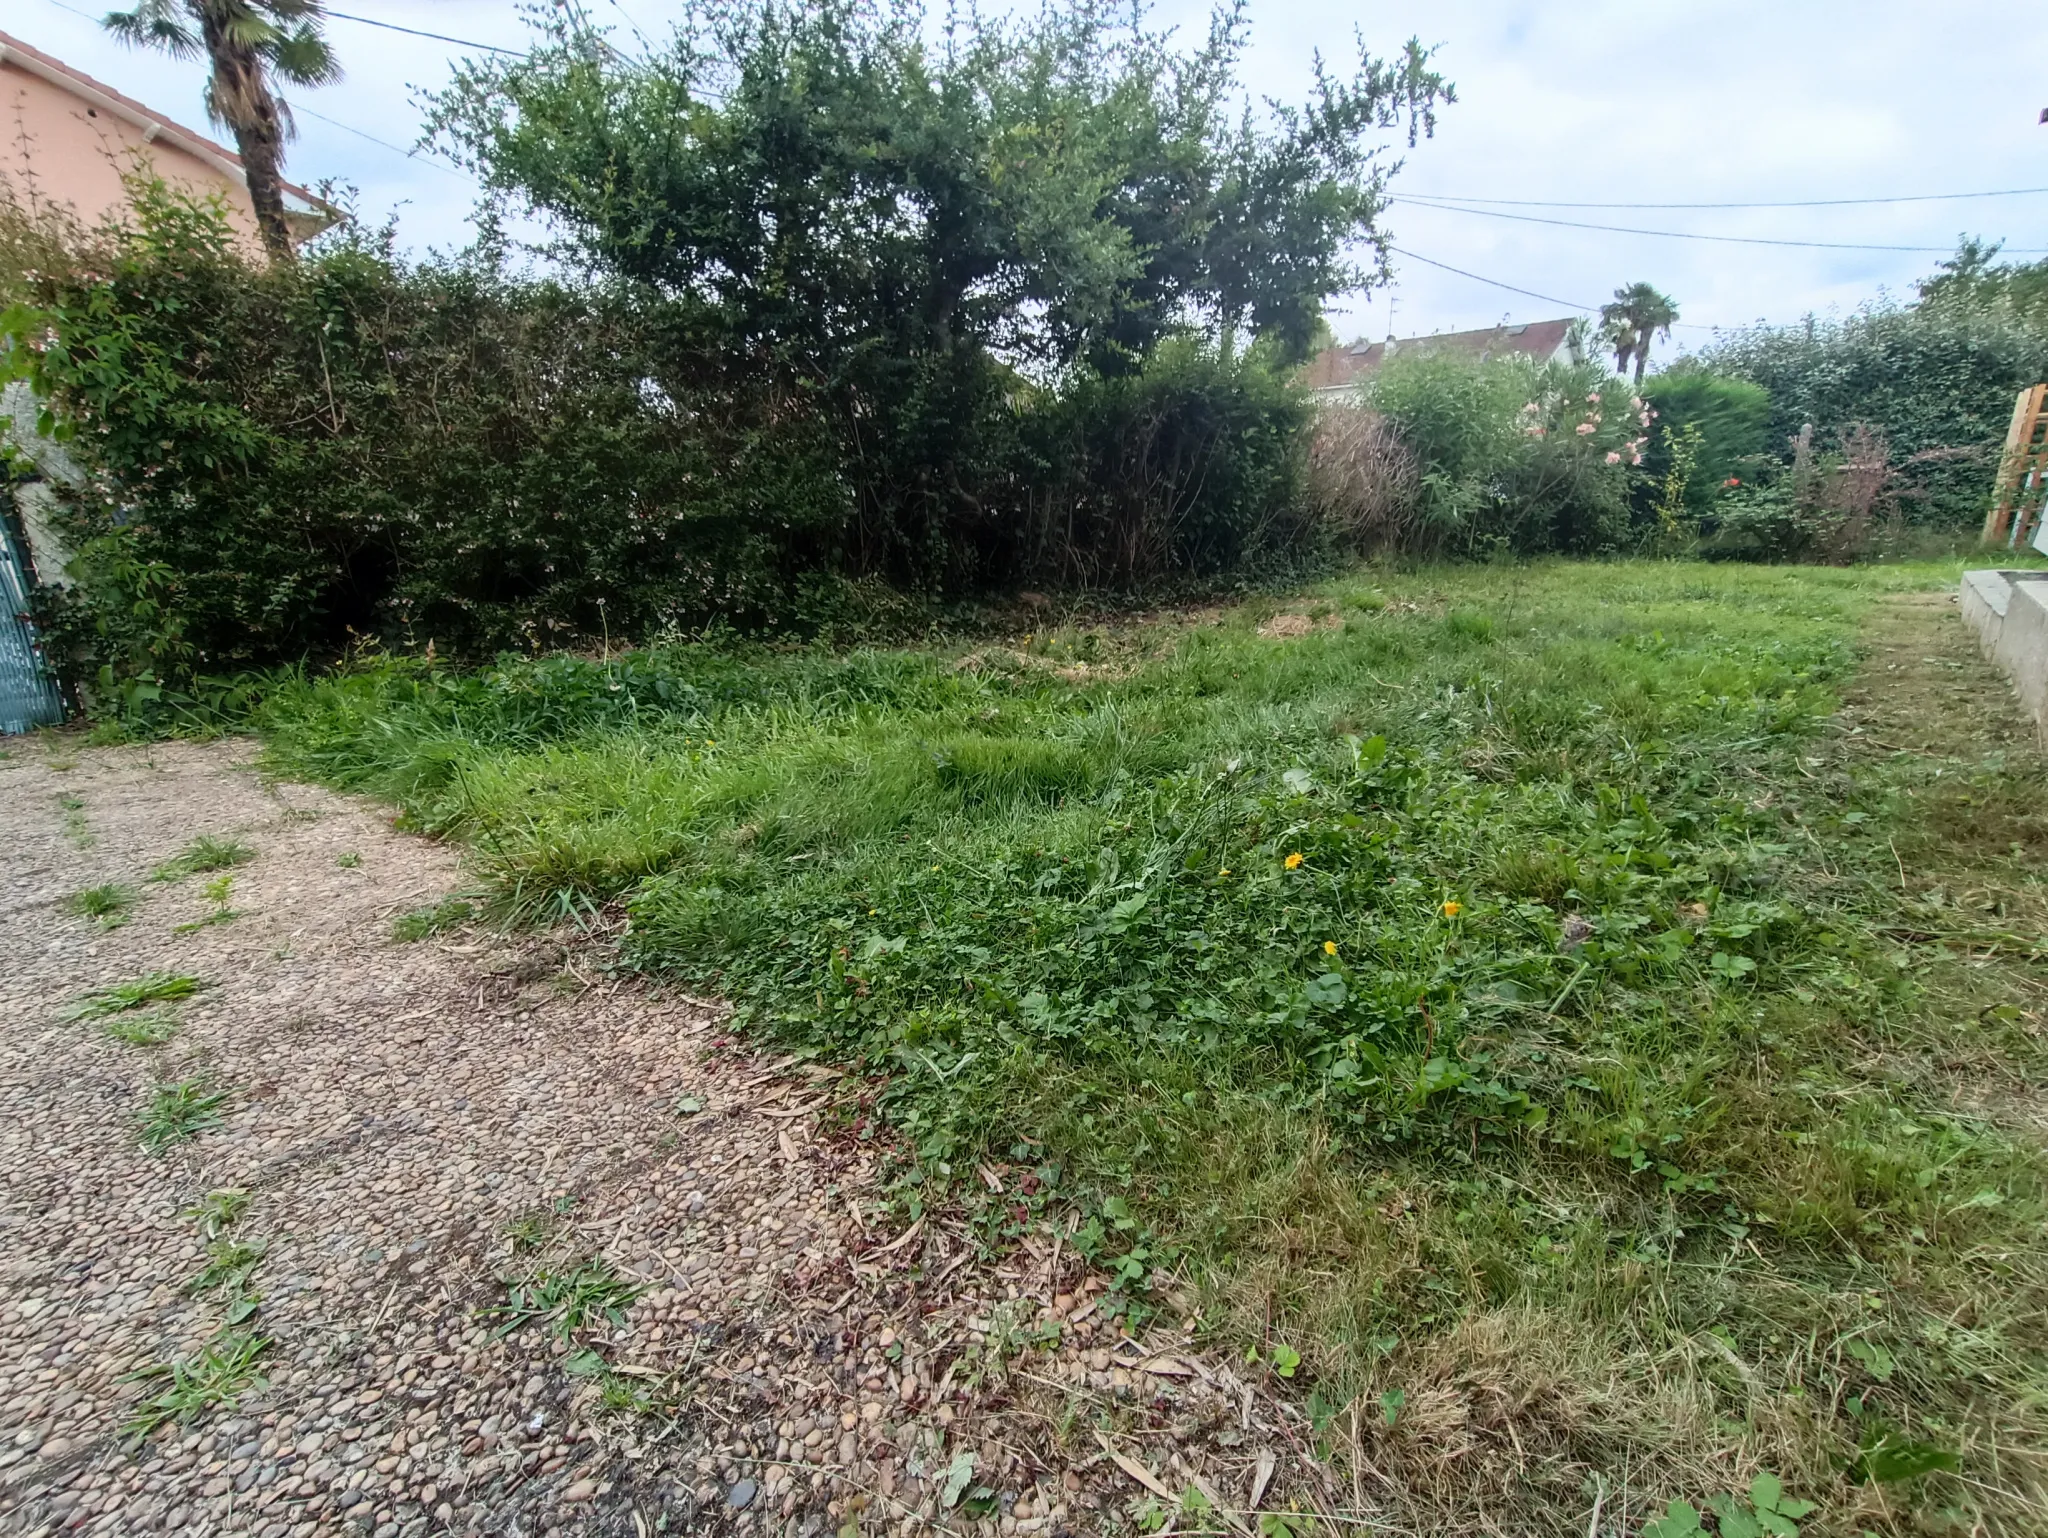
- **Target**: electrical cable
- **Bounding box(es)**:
[1390,197,2048,255]
[1401,187,2048,211]
[288,103,475,179]
[1385,247,1597,312]
[321,10,523,57]
[1386,246,1726,331]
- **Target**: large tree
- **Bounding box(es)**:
[429,0,1451,375]
[1599,281,1679,384]
[103,0,342,260]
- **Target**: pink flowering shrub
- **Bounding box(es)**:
[1364,346,1643,553]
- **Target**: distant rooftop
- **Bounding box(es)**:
[1302,317,1582,395]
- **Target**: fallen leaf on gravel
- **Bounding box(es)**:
[872,1216,925,1254]
[778,1129,799,1163]
[1139,1355,1194,1378]
[758,1098,828,1120]
[1096,1432,1175,1500]
[1249,1448,1277,1508]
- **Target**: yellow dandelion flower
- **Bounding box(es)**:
[1323,940,1338,956]
[1441,900,1462,917]
[1284,852,1304,870]
[1218,867,1231,877]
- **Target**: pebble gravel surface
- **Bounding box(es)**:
[1,738,1326,1538]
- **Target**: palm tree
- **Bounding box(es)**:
[103,1,342,260]
[1598,282,1679,384]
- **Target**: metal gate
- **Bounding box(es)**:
[0,518,63,734]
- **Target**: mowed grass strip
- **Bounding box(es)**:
[259,561,2048,1533]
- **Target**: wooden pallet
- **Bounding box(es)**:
[1983,382,2048,546]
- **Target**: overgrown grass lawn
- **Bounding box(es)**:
[260,562,2048,1533]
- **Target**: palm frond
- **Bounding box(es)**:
[102,4,204,61]
[218,11,287,51]
[266,25,344,88]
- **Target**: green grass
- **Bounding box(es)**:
[58,793,94,848]
[65,882,135,927]
[63,971,204,1020]
[490,1255,645,1341]
[103,1009,180,1047]
[150,835,255,883]
[138,1080,228,1151]
[390,896,475,941]
[183,1188,250,1238]
[256,560,2048,1533]
[122,1330,269,1438]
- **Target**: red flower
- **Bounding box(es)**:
[1724,477,1741,487]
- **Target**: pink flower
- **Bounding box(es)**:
[1605,451,1621,464]
[1526,426,1547,437]
[1575,422,1596,436]
[1586,392,1601,403]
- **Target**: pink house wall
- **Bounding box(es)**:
[0,30,326,247]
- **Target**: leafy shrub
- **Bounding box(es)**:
[1639,365,1772,518]
[7,182,1322,705]
[1016,337,1314,584]
[1364,350,1643,554]
[1701,296,2048,528]
[9,182,851,685]
[1701,423,1898,562]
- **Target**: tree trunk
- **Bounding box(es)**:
[199,13,294,262]
[231,105,294,262]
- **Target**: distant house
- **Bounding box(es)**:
[1302,318,1584,400]
[0,27,334,248]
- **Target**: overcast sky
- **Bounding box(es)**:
[15,0,2046,354]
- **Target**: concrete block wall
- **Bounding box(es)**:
[1959,569,2048,728]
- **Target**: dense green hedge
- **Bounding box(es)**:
[1700,302,2048,528]
[3,186,1314,691]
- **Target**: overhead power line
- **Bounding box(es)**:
[1386,246,1724,331]
[289,103,475,180]
[1386,247,1596,313]
[1402,186,2048,211]
[1390,197,2048,255]
[42,0,522,58]
[323,9,524,56]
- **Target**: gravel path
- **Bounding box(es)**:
[0,738,1316,1538]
